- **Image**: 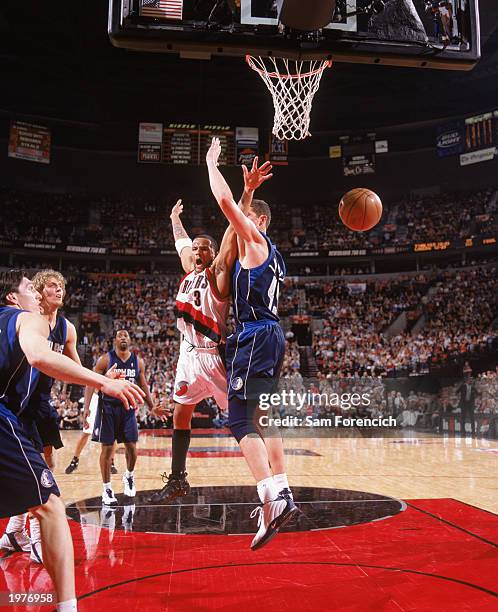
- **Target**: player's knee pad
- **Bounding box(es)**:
[228,397,259,443]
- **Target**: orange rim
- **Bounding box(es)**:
[245,55,332,79]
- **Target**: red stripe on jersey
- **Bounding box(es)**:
[175,300,222,336]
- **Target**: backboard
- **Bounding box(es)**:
[109,0,480,70]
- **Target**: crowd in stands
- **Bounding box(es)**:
[33,259,495,434]
[311,266,497,378]
[1,186,496,252]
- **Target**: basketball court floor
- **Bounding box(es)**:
[2,428,498,610]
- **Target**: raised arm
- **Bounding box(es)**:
[210,155,274,298]
[170,199,195,273]
[206,138,266,246]
[240,156,273,214]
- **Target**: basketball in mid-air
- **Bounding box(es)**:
[339,188,383,232]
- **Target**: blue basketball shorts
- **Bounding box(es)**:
[226,320,286,401]
[92,398,139,445]
[0,405,60,519]
[225,321,285,441]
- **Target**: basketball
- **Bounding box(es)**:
[339,188,383,232]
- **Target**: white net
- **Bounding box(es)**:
[246,55,332,141]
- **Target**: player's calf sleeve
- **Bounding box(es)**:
[228,397,260,443]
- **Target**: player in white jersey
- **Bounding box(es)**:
[149,160,272,504]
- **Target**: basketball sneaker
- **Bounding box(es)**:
[0,530,31,553]
[278,487,294,501]
[148,472,190,504]
[30,541,43,565]
[122,473,136,497]
[64,456,79,474]
[250,493,298,551]
[102,487,118,506]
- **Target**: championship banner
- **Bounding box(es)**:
[138,122,163,163]
[436,121,464,157]
[236,127,259,166]
[8,121,51,164]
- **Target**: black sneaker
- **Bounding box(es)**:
[65,457,79,474]
[278,488,294,501]
[111,461,118,475]
[148,472,190,504]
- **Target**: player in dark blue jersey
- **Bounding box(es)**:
[30,270,82,466]
[0,270,145,612]
[21,270,82,564]
[90,329,159,505]
[207,138,297,550]
[1,269,82,565]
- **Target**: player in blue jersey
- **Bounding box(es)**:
[0,269,83,565]
[206,138,297,550]
[31,270,78,467]
[91,329,159,505]
[0,270,145,611]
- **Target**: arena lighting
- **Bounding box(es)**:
[278,0,337,31]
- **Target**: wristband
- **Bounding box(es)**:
[175,238,193,256]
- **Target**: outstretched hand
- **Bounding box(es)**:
[151,403,171,422]
[170,199,183,219]
[206,137,222,166]
[242,156,273,192]
[101,378,145,411]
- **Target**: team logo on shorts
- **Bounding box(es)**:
[231,377,243,391]
[40,469,55,489]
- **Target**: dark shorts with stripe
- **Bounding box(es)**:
[0,405,60,519]
[21,397,63,450]
[92,398,138,445]
[34,400,63,450]
[226,320,285,402]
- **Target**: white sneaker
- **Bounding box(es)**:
[122,474,136,497]
[30,541,43,564]
[102,487,118,506]
[250,494,298,551]
[0,530,31,553]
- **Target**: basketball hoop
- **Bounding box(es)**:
[246,55,332,141]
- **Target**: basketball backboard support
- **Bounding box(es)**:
[109,0,480,70]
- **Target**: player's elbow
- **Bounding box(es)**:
[27,353,45,370]
[26,346,52,372]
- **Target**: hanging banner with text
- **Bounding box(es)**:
[8,121,51,164]
[138,122,163,163]
[236,127,259,166]
[340,133,376,176]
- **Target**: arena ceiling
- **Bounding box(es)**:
[0,1,497,133]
